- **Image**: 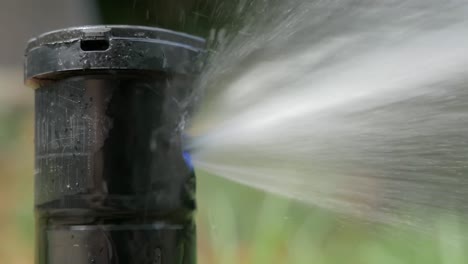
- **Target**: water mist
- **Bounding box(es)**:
[189,0,468,231]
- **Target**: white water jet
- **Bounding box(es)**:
[190,0,468,229]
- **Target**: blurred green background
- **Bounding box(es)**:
[1,1,467,263]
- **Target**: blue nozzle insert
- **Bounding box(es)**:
[183,151,194,170]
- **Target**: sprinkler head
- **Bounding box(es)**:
[24,25,204,264]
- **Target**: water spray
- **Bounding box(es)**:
[191,0,468,230]
[24,25,204,264]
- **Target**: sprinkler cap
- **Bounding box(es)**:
[24,25,205,82]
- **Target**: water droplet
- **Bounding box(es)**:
[66,184,71,189]
[154,248,162,264]
[75,182,80,187]
[150,139,157,151]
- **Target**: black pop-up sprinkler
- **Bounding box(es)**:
[24,25,204,264]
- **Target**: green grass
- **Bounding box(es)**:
[197,171,468,264]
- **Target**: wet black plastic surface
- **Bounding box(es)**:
[26,25,203,264]
[43,223,195,264]
[34,74,196,264]
[25,26,204,264]
[25,25,205,80]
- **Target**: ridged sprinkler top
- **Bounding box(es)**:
[24,25,206,82]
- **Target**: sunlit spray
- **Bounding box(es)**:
[190,0,468,231]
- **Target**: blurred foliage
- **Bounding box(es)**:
[0,107,26,149]
[0,108,34,264]
[198,172,468,264]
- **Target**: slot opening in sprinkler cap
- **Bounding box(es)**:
[80,38,110,51]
